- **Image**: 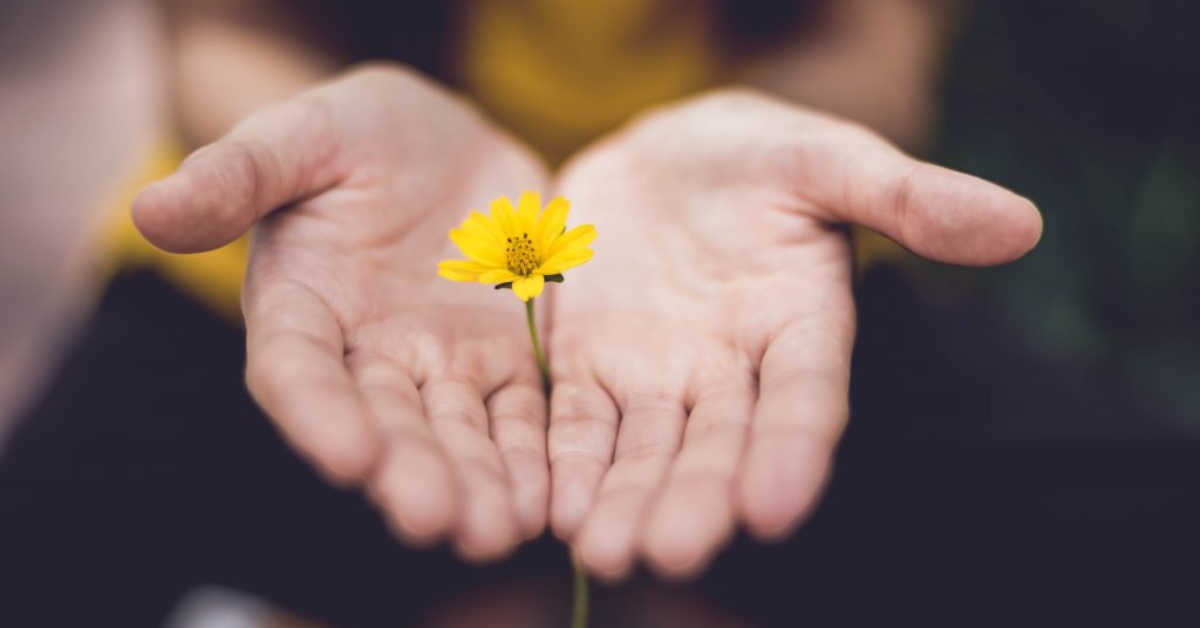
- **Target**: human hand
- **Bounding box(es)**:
[546,89,1042,579]
[133,65,551,560]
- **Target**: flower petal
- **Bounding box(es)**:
[547,224,597,259]
[536,248,593,275]
[512,274,545,301]
[478,268,519,284]
[463,211,506,247]
[516,190,540,235]
[438,259,491,282]
[533,196,569,258]
[490,196,518,237]
[449,228,506,266]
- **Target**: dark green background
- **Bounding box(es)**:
[928,0,1199,435]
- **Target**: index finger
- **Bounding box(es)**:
[735,286,857,540]
[243,277,381,486]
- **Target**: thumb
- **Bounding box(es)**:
[132,99,341,253]
[797,119,1043,266]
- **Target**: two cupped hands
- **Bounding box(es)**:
[133,64,1042,581]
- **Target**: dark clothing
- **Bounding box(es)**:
[3,270,1196,626]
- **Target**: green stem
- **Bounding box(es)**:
[523,299,588,628]
[571,555,589,628]
[525,298,550,391]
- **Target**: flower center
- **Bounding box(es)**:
[505,233,539,276]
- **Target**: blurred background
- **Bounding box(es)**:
[2,0,1198,625]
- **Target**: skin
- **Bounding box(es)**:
[1,0,165,444]
[547,90,1042,579]
[135,65,553,560]
[133,66,1042,576]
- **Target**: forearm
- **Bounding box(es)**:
[0,0,166,443]
[164,0,341,146]
[735,0,962,151]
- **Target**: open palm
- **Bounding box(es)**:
[546,90,1043,579]
[134,72,1041,574]
[134,66,551,559]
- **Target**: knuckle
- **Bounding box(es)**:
[622,390,683,417]
[686,418,747,447]
[548,448,608,476]
[616,438,676,463]
[550,384,616,425]
[211,138,266,219]
[491,395,545,428]
[314,446,373,486]
[283,97,336,139]
[888,163,925,241]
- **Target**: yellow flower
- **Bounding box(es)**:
[438,191,596,301]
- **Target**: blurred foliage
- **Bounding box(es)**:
[929,0,1200,429]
